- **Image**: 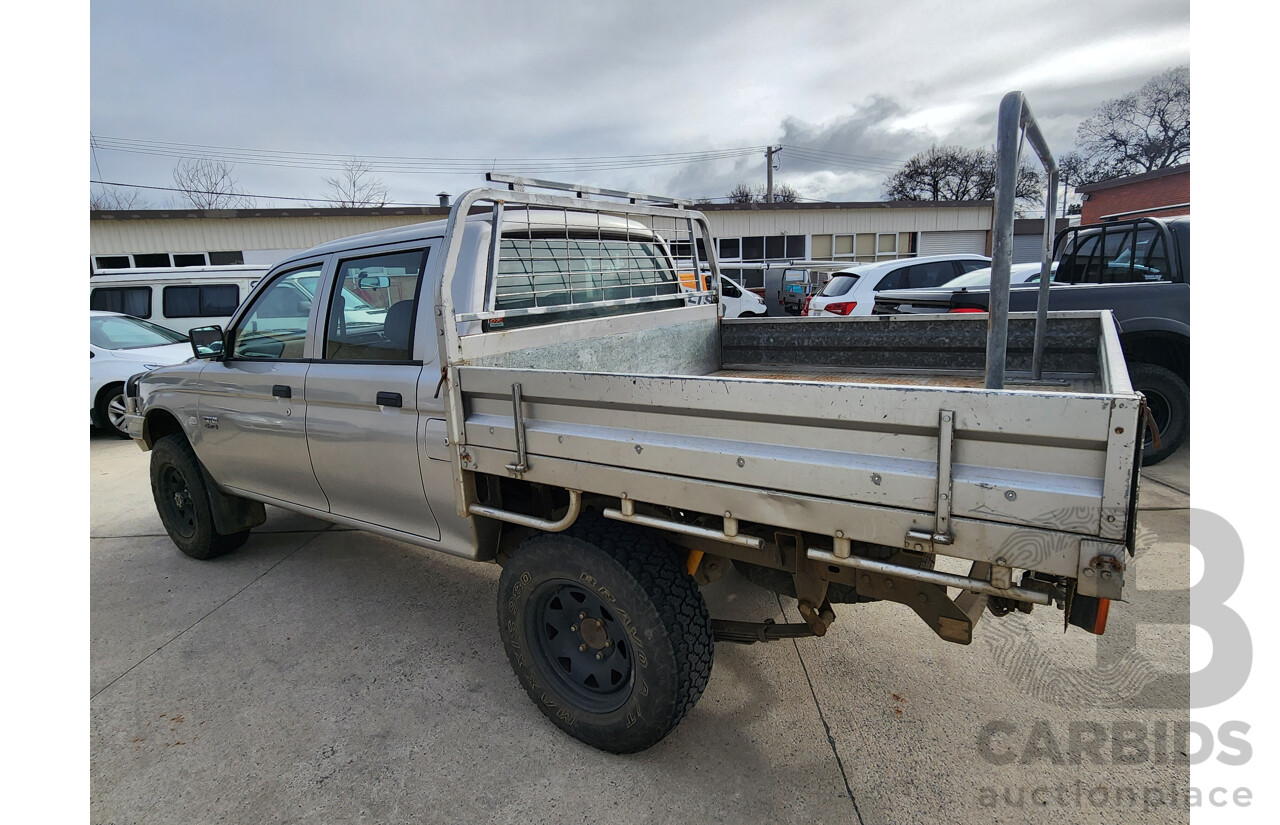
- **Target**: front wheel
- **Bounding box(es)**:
[94,383,130,439]
[150,434,250,559]
[496,516,713,753]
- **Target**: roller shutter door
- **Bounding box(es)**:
[919,230,988,255]
[1012,233,1048,263]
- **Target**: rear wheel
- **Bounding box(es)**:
[150,434,250,559]
[1128,363,1188,466]
[496,515,713,753]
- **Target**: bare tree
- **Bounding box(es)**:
[91,186,150,210]
[882,145,1042,203]
[172,158,254,209]
[772,183,800,203]
[1076,65,1189,180]
[726,181,801,203]
[322,159,389,207]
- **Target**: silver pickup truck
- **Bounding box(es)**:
[126,176,1144,753]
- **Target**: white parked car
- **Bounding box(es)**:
[872,261,1058,315]
[804,254,991,317]
[90,311,192,437]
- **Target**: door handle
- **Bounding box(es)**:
[272,384,292,399]
[377,391,402,408]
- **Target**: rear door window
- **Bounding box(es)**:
[323,249,428,362]
[900,261,960,289]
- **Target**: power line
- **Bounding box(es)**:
[90,179,431,207]
[782,146,903,174]
[90,135,761,174]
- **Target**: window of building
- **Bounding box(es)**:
[163,284,241,318]
[721,267,765,290]
[810,232,916,263]
[90,286,152,319]
[172,253,208,267]
[719,238,740,259]
[741,236,764,261]
[133,253,171,268]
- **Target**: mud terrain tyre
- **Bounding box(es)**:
[150,434,250,560]
[496,515,713,753]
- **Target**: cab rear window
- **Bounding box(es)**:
[487,235,682,330]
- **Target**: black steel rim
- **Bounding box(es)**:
[159,465,197,539]
[525,579,634,713]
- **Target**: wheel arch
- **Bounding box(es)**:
[1119,330,1189,383]
[142,407,186,451]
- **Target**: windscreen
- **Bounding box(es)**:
[91,314,187,349]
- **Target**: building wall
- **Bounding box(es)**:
[91,202,995,275]
[1080,167,1190,223]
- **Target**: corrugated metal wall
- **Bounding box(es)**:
[90,215,437,256]
[92,205,993,262]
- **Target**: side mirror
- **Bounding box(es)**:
[357,275,390,289]
[190,325,225,359]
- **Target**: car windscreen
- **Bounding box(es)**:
[819,273,859,297]
[91,315,188,349]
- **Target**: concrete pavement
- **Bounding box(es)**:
[91,429,1190,824]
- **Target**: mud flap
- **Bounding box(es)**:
[197,460,267,534]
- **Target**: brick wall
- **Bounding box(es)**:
[1080,167,1190,223]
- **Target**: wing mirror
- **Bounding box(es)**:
[190,325,226,359]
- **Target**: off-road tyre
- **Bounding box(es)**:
[496,514,713,753]
[150,434,250,560]
[1129,363,1188,466]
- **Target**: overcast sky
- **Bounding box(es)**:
[89,0,1190,208]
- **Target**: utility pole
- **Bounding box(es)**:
[765,145,782,203]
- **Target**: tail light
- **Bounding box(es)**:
[949,307,986,313]
[800,296,813,315]
[823,301,858,316]
[1068,594,1111,635]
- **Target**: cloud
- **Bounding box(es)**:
[90,1,1190,208]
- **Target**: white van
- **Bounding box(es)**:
[679,271,767,318]
[89,265,270,335]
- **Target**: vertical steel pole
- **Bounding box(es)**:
[985,92,1023,390]
[1031,169,1059,378]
